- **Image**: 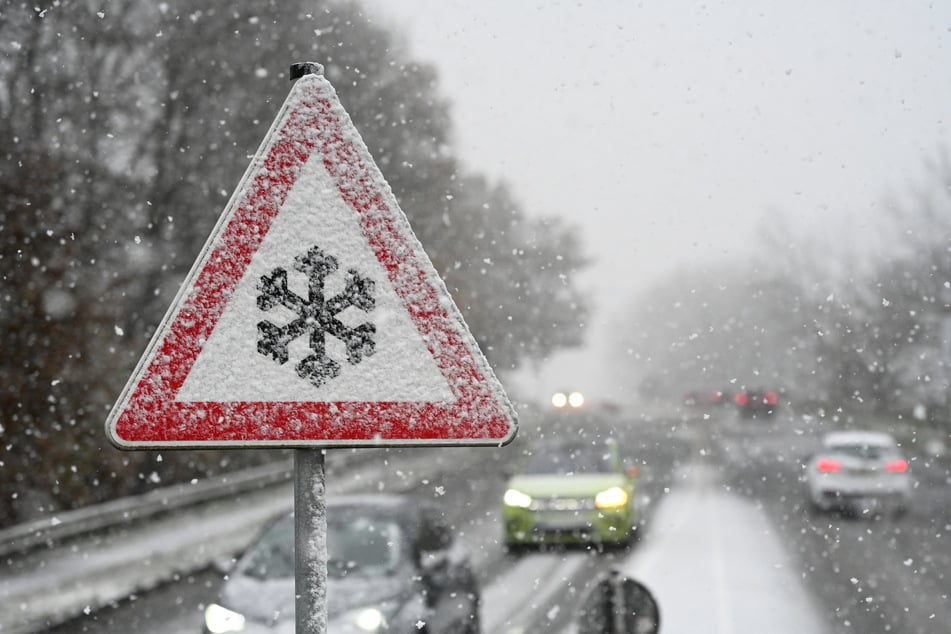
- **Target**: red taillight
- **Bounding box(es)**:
[735,392,749,406]
[816,458,841,473]
[764,391,778,405]
[884,459,908,474]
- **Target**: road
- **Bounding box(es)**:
[714,411,951,634]
[39,405,951,633]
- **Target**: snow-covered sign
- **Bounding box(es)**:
[106,71,517,449]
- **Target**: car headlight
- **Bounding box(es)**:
[332,607,388,633]
[594,486,628,509]
[204,603,246,633]
[504,488,533,508]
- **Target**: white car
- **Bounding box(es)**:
[804,430,912,516]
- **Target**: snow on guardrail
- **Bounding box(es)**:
[0,447,486,634]
[0,459,293,558]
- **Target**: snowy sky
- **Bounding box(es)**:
[361,0,951,403]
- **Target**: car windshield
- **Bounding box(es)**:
[237,516,295,581]
[522,445,617,475]
[827,443,894,460]
[237,510,405,581]
[326,512,405,578]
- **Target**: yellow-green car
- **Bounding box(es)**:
[502,439,639,550]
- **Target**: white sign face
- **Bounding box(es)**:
[176,153,453,404]
[105,72,517,449]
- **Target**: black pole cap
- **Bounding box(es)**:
[289,62,324,81]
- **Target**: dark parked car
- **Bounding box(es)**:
[203,494,481,634]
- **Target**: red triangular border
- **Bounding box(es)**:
[106,74,517,448]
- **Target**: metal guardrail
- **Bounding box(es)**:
[0,448,403,634]
[0,446,387,558]
[0,458,295,558]
[0,400,540,559]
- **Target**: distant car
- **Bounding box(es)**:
[804,430,912,516]
[683,389,732,408]
[203,494,481,634]
[682,391,701,406]
[734,389,779,418]
[502,439,639,551]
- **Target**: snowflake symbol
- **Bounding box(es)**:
[256,245,376,387]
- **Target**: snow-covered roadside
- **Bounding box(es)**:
[614,462,827,634]
[481,550,589,632]
[0,448,488,634]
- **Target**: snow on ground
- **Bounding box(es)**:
[617,462,827,634]
[481,551,588,632]
[0,448,489,634]
[480,458,827,633]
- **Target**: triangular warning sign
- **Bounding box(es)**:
[106,70,517,449]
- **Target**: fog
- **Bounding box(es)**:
[4,4,951,632]
[363,0,951,401]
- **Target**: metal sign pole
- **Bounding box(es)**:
[287,62,330,634]
[295,449,328,634]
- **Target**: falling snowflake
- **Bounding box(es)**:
[256,245,376,387]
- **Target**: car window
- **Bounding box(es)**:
[826,443,895,460]
[236,510,406,581]
[237,515,295,580]
[522,446,618,475]
[327,515,404,577]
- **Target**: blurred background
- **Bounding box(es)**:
[4,0,949,518]
[2,2,951,632]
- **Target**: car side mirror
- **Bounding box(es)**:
[418,549,451,607]
[416,517,452,553]
[576,570,660,634]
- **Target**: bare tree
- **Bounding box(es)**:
[0,0,589,524]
